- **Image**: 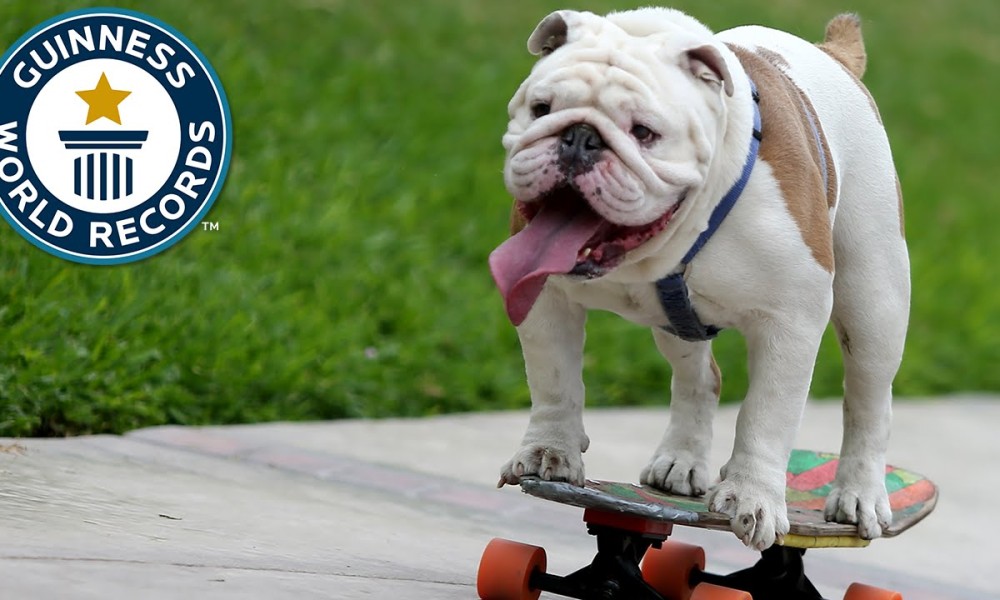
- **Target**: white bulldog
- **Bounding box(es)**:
[489,8,909,550]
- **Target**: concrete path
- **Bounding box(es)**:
[1,395,997,599]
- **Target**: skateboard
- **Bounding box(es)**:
[477,449,937,600]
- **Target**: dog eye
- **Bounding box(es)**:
[630,124,657,143]
[531,103,551,118]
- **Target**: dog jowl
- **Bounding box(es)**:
[489,8,909,550]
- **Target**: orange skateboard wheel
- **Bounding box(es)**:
[641,540,705,600]
[476,538,546,600]
[844,582,902,600]
[691,583,753,599]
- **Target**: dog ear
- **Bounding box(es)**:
[686,44,734,97]
[527,11,572,56]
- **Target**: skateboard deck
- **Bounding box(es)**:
[520,449,938,548]
[479,450,937,600]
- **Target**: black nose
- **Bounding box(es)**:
[558,123,605,173]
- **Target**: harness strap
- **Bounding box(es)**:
[656,79,762,342]
[656,272,721,340]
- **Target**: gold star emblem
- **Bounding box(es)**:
[75,73,131,125]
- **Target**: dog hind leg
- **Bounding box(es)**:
[826,172,910,540]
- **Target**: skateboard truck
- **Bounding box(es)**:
[695,545,824,600]
[526,509,675,600]
[539,507,827,600]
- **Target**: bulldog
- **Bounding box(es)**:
[489,8,909,550]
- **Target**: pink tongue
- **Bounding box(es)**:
[489,202,604,325]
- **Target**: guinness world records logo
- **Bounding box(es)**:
[0,8,231,264]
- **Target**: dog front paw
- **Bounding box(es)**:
[824,457,892,540]
[498,442,585,488]
[708,465,789,550]
[640,447,710,497]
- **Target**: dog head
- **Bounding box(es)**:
[490,9,735,325]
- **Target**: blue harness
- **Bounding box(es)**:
[656,81,762,342]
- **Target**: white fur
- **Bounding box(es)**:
[499,8,908,550]
[503,11,744,228]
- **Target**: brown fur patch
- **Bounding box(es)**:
[755,49,838,210]
[819,14,866,79]
[728,45,835,273]
[755,47,790,71]
[817,15,883,125]
[797,89,838,209]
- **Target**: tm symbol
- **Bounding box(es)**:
[201,221,220,231]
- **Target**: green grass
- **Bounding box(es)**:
[1,0,997,436]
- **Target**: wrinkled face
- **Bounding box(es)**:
[489,11,733,325]
[501,16,727,277]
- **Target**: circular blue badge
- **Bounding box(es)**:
[0,8,231,264]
